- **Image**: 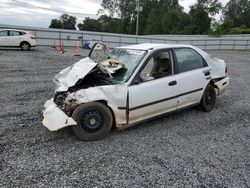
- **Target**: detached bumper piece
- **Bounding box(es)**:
[214,76,230,96]
[42,99,77,131]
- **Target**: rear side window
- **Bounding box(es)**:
[0,31,8,36]
[174,48,205,73]
[9,31,21,36]
[20,32,26,35]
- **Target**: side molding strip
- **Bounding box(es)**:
[118,88,203,112]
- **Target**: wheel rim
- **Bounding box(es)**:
[205,89,215,105]
[22,44,29,50]
[81,110,104,133]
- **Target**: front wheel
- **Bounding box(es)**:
[200,84,216,112]
[72,102,113,141]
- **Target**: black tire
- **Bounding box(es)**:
[72,102,113,141]
[200,84,216,112]
[20,42,31,51]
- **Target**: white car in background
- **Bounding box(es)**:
[0,29,36,51]
[42,43,230,141]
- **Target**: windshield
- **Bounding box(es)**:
[95,48,147,84]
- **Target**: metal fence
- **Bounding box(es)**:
[1,24,250,50]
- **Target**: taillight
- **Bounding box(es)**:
[30,35,36,40]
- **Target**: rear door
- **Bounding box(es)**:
[8,30,22,46]
[173,48,211,109]
[0,30,9,46]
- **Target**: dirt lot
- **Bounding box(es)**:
[0,47,249,187]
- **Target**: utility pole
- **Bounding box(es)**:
[136,0,143,35]
[136,8,139,35]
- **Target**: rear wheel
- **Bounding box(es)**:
[200,84,216,112]
[20,42,30,51]
[72,102,113,141]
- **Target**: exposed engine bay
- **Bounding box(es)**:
[53,58,125,116]
[53,68,107,115]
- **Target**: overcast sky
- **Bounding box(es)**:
[0,0,229,28]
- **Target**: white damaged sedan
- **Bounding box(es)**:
[42,43,230,141]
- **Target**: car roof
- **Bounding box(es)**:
[117,43,212,62]
[117,43,195,51]
[0,29,28,33]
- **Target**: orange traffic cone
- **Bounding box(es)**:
[51,40,57,50]
[74,41,81,56]
[60,40,65,54]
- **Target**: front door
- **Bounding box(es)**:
[128,50,179,123]
[0,30,9,46]
[88,42,108,61]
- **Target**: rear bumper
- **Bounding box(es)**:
[42,99,77,131]
[29,40,37,47]
[214,76,230,96]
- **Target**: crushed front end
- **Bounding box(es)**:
[42,98,77,131]
[42,57,103,131]
[42,56,126,131]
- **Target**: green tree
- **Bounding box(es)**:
[161,9,190,34]
[99,0,122,17]
[196,0,222,16]
[99,0,222,35]
[189,5,211,34]
[98,15,124,33]
[224,0,250,27]
[78,17,101,31]
[99,0,137,34]
[138,0,158,34]
[49,14,77,30]
[188,0,222,34]
[145,8,162,34]
[49,19,62,29]
[222,19,235,32]
[145,0,185,34]
[60,14,77,30]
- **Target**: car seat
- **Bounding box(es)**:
[151,58,171,78]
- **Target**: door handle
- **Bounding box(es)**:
[169,81,177,86]
[204,71,210,76]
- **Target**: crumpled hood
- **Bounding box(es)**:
[54,57,97,92]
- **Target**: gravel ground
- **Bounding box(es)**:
[0,47,249,187]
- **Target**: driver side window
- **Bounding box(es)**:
[140,50,173,82]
